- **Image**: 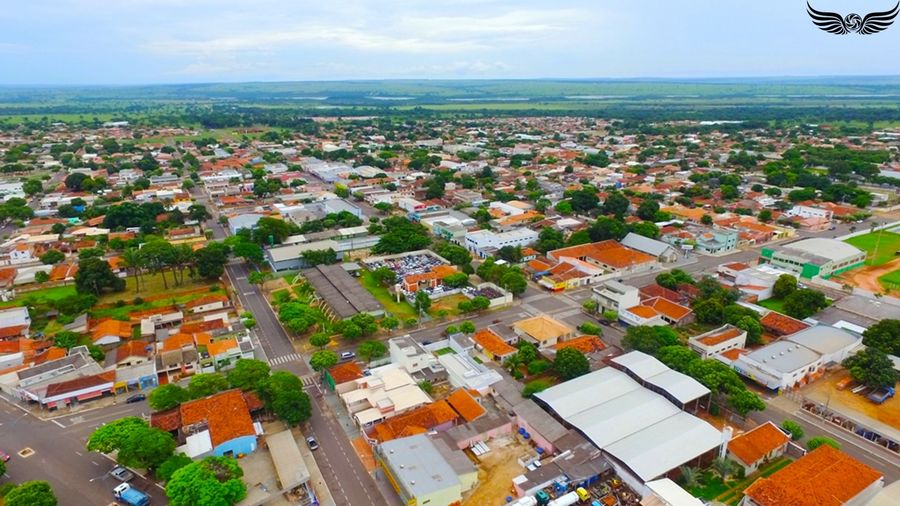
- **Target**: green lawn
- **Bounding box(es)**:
[435,347,456,355]
[878,269,900,291]
[92,289,222,320]
[429,293,469,318]
[757,297,787,313]
[688,475,730,500]
[845,231,900,266]
[359,271,418,320]
[0,285,77,308]
[97,272,219,304]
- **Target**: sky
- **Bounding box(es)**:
[2,0,900,85]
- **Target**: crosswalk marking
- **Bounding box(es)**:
[268,353,302,366]
[301,375,317,387]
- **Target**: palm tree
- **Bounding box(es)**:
[710,457,738,481]
[121,248,143,293]
[679,466,701,489]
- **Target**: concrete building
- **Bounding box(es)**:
[376,434,477,506]
[689,325,748,359]
[695,229,739,255]
[464,228,539,258]
[760,238,865,279]
[339,364,433,427]
[513,315,575,350]
[592,280,641,314]
[621,232,679,263]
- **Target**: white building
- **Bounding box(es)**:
[464,228,539,258]
[339,364,432,427]
[733,340,824,391]
[689,325,747,359]
[388,335,439,375]
[593,280,641,314]
[786,205,833,221]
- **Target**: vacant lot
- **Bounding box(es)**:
[845,231,900,266]
[462,437,531,506]
[0,285,77,308]
[358,271,417,320]
[836,256,900,295]
[803,370,900,432]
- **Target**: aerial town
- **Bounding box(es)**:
[0,112,898,506]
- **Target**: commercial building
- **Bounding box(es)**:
[464,228,539,258]
[760,238,865,279]
[620,232,679,263]
[689,325,747,359]
[534,355,719,495]
[302,264,384,319]
[376,434,478,506]
[592,280,641,314]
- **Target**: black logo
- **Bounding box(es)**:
[807,1,899,34]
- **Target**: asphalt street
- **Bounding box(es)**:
[0,395,162,506]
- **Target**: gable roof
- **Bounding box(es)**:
[328,362,365,384]
[446,389,486,423]
[472,329,516,357]
[743,445,882,506]
[514,315,574,341]
[727,421,790,466]
[760,311,810,336]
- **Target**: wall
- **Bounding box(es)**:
[213,435,257,458]
[452,421,513,450]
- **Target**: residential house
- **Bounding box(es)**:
[339,364,433,427]
[472,329,517,363]
[689,325,747,359]
[513,315,575,350]
[592,280,641,314]
[726,421,791,475]
[91,319,133,346]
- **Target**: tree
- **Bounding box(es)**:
[257,371,312,425]
[602,191,630,217]
[535,227,564,253]
[701,214,714,225]
[579,322,602,336]
[459,321,476,334]
[414,290,432,314]
[555,200,573,215]
[781,420,804,441]
[758,209,773,222]
[727,388,766,416]
[52,331,82,349]
[227,359,271,391]
[735,316,764,346]
[253,217,293,245]
[500,270,528,295]
[554,348,590,380]
[248,271,272,285]
[772,274,798,299]
[194,244,229,279]
[148,384,189,411]
[231,240,264,265]
[34,270,49,283]
[710,457,739,480]
[380,317,400,331]
[602,310,618,322]
[166,456,247,506]
[372,266,397,286]
[187,373,229,399]
[418,380,434,394]
[309,332,331,348]
[23,178,43,196]
[39,249,65,265]
[64,172,89,191]
[583,299,598,313]
[693,299,725,324]
[843,348,898,389]
[806,437,840,451]
[75,257,125,295]
[157,454,193,483]
[309,350,338,372]
[372,217,431,254]
[622,326,679,355]
[86,417,175,469]
[4,481,57,506]
[679,466,701,489]
[655,269,695,290]
[302,248,339,266]
[357,340,387,362]
[862,319,900,356]
[187,203,211,223]
[443,272,469,288]
[522,379,551,398]
[658,345,700,373]
[437,244,472,266]
[783,288,827,319]
[636,199,660,221]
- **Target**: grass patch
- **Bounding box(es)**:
[845,231,900,266]
[97,272,216,304]
[757,297,787,313]
[878,269,900,291]
[435,347,456,356]
[688,474,729,500]
[428,293,469,318]
[359,271,417,320]
[0,285,77,308]
[93,288,222,320]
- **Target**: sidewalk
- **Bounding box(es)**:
[296,426,336,506]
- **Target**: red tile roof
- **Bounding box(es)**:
[178,389,256,447]
[760,311,810,336]
[328,362,364,385]
[743,445,882,506]
[446,389,486,422]
[472,329,516,358]
[45,371,116,398]
[552,335,606,354]
[728,421,790,466]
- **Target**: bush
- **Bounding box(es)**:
[806,436,840,451]
[522,379,551,398]
[781,420,804,441]
[132,297,144,305]
[526,359,551,376]
[579,322,602,336]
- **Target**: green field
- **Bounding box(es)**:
[757,297,787,314]
[845,231,900,266]
[0,285,77,308]
[879,269,900,291]
[359,271,418,320]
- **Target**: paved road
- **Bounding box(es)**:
[0,396,163,505]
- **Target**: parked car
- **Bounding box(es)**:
[339,351,355,361]
[125,394,146,404]
[0,450,10,462]
[306,436,319,451]
[110,466,135,482]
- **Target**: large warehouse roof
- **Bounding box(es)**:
[782,238,863,262]
[303,264,383,319]
[785,326,860,356]
[611,351,710,404]
[535,362,721,483]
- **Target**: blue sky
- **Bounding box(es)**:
[2,0,899,84]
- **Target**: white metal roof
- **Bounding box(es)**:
[534,367,642,419]
[785,326,861,355]
[612,351,710,404]
[569,389,679,448]
[612,351,669,379]
[604,412,721,481]
[644,478,704,506]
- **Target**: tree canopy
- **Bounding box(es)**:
[554,348,590,380]
[86,417,175,469]
[166,456,247,506]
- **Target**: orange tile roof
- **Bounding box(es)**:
[720,348,746,361]
[206,338,237,357]
[0,325,28,339]
[646,296,692,321]
[527,259,553,272]
[115,339,151,360]
[627,305,660,319]
[472,329,516,358]
[446,389,486,422]
[328,362,364,384]
[162,333,196,352]
[549,240,655,269]
[743,445,882,506]
[552,335,606,354]
[403,264,458,285]
[129,305,179,321]
[178,389,256,447]
[728,421,790,466]
[370,400,459,442]
[91,319,132,342]
[180,319,226,334]
[760,311,810,336]
[697,327,744,346]
[185,294,230,308]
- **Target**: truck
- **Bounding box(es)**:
[114,483,149,506]
[867,387,895,405]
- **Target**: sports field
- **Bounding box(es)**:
[844,230,900,266]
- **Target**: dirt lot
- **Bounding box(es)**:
[835,257,900,295]
[802,370,900,431]
[462,437,533,506]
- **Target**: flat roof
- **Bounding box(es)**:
[786,326,860,356]
[782,238,863,262]
[268,430,310,490]
[303,264,382,319]
[268,240,340,262]
[379,434,462,498]
[742,340,821,373]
